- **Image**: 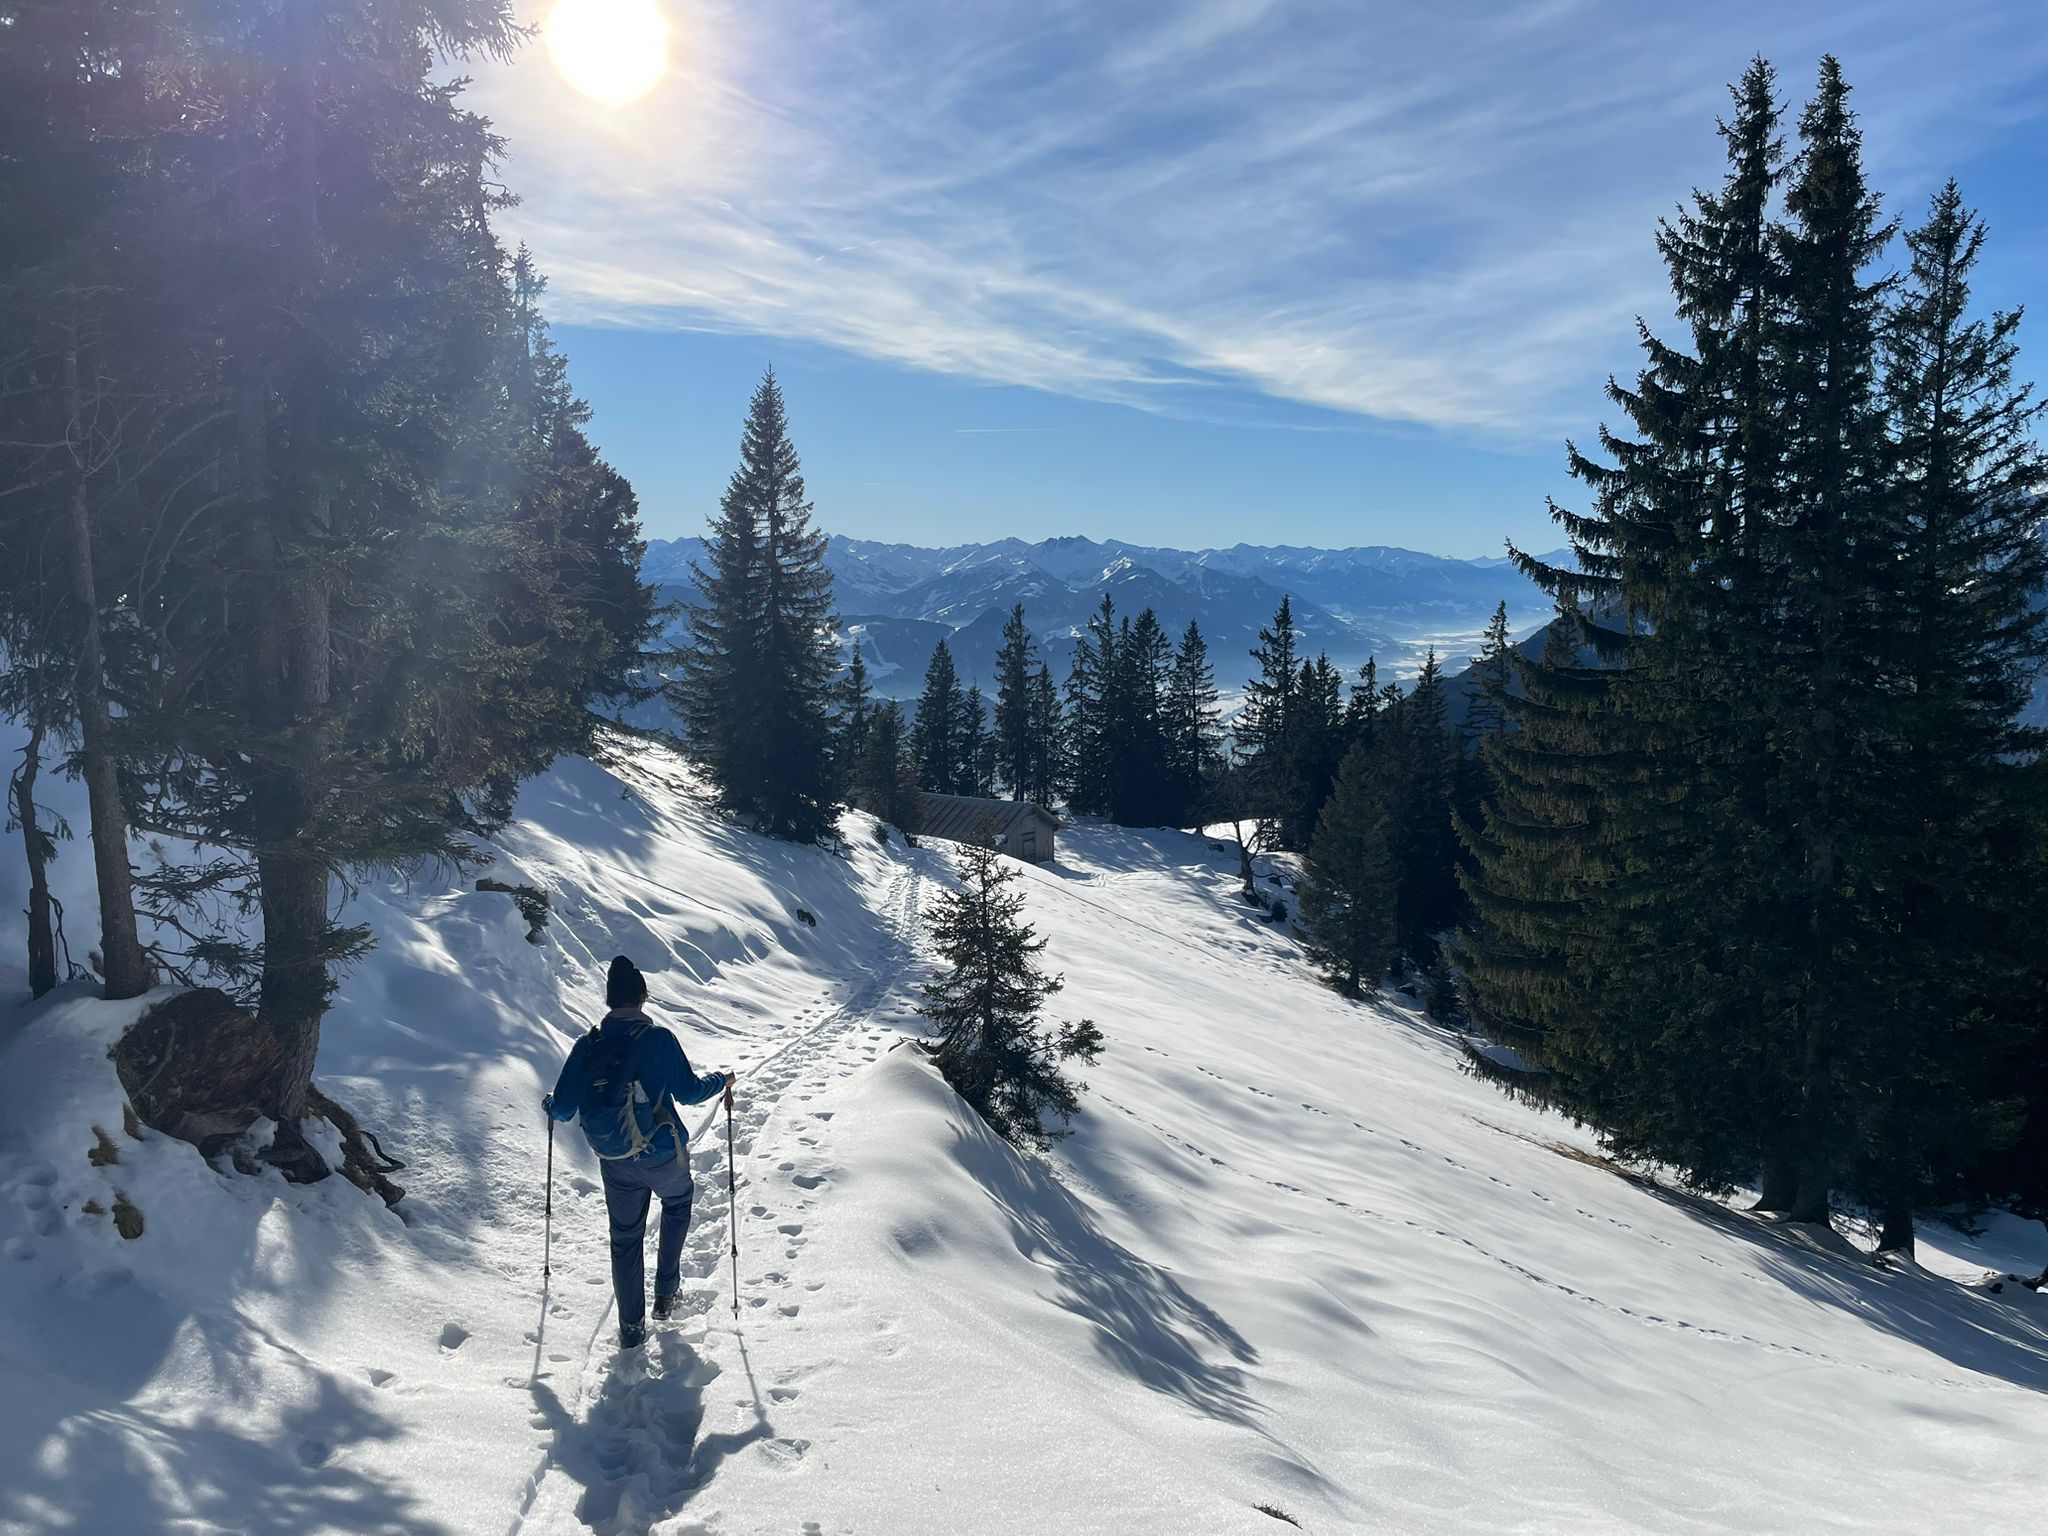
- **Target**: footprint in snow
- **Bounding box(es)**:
[438,1323,470,1351]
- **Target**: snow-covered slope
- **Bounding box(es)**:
[2,743,2044,1535]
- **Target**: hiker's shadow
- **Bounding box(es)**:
[528,1332,773,1531]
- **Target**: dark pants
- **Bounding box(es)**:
[599,1149,695,1330]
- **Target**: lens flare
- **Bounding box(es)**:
[545,0,669,105]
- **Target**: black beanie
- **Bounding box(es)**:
[606,954,647,1009]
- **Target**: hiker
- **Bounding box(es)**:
[544,954,734,1349]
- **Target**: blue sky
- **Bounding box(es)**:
[470,1,2048,557]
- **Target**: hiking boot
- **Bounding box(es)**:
[652,1292,679,1323]
[619,1319,647,1350]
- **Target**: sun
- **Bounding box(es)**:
[545,0,670,105]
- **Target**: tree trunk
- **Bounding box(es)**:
[63,347,151,1001]
[251,776,331,1182]
[1752,1153,1798,1214]
[1874,1201,1915,1257]
[236,28,336,1181]
[13,718,58,997]
[1787,1156,1832,1226]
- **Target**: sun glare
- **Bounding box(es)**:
[545,0,670,105]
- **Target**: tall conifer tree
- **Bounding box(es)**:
[1165,621,1223,827]
[994,604,1038,798]
[914,639,965,794]
[1849,182,2048,1248]
[1300,743,1398,995]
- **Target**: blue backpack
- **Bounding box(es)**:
[577,1022,676,1160]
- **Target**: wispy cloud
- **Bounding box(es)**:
[471,0,2048,442]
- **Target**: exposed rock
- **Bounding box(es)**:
[112,1191,143,1240]
[88,1126,119,1167]
[112,989,287,1151]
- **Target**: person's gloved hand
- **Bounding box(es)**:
[542,1092,555,1115]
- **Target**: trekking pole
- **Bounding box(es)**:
[724,1078,740,1318]
[543,1112,555,1282]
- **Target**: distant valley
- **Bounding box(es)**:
[644,533,1563,700]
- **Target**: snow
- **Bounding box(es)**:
[2,738,2045,1535]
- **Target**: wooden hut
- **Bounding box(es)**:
[917,794,1060,865]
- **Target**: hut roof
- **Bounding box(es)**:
[917,794,1059,846]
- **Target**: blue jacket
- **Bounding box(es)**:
[549,1008,727,1162]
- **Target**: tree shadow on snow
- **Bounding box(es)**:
[944,1117,1263,1424]
[0,1363,445,1535]
[941,1115,1335,1497]
[0,1114,425,1535]
[526,1330,773,1533]
[1626,1178,2048,1394]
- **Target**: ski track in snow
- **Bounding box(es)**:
[511,866,923,1536]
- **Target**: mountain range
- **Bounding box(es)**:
[643,534,1565,700]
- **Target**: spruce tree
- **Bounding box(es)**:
[1849,181,2048,1249]
[1286,654,1347,849]
[994,604,1038,798]
[1343,658,1384,746]
[836,643,874,782]
[1240,597,1301,835]
[913,639,964,794]
[1763,58,1896,1222]
[920,842,1102,1148]
[1389,651,1461,963]
[1164,620,1223,828]
[960,683,995,796]
[1452,609,1517,942]
[1026,662,1063,807]
[1116,609,1175,825]
[740,373,841,840]
[852,699,921,833]
[1464,605,1514,742]
[1461,60,1796,1192]
[1299,743,1397,995]
[675,421,764,798]
[1063,596,1120,815]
